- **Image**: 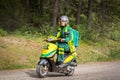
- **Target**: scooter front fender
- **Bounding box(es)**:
[38,59,49,65]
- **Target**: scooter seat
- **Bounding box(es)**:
[64,51,70,54]
[64,51,72,58]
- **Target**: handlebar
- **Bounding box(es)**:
[44,36,66,43]
[44,39,61,43]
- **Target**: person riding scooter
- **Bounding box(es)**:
[54,16,77,67]
[36,16,79,78]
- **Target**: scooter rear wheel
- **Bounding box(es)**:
[65,67,75,76]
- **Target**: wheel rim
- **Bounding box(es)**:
[39,65,48,76]
[66,67,75,76]
[69,69,74,74]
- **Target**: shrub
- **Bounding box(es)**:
[0,28,7,36]
[14,23,54,38]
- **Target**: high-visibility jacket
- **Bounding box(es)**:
[55,25,75,52]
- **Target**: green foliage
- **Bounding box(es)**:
[0,0,26,31]
[0,0,119,42]
[39,23,55,36]
[77,39,120,63]
[76,23,99,42]
[110,30,120,41]
[109,22,120,41]
[109,48,120,60]
[0,28,7,36]
[108,42,120,60]
[14,23,54,38]
[14,25,42,38]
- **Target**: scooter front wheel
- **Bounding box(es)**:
[36,63,49,78]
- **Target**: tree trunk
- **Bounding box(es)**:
[26,0,30,10]
[76,0,82,25]
[50,0,58,27]
[87,0,93,30]
[100,0,107,20]
[39,0,44,16]
[99,0,107,36]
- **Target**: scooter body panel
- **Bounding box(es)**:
[41,43,58,58]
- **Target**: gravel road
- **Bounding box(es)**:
[0,61,120,80]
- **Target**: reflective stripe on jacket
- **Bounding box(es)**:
[56,25,75,52]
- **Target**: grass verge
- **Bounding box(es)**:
[0,35,120,70]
